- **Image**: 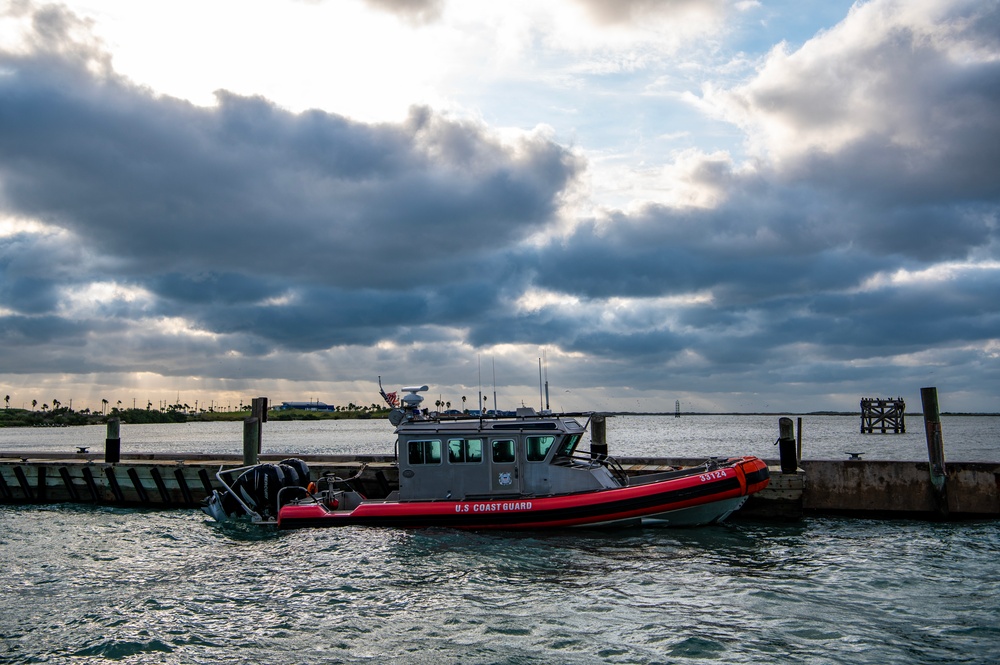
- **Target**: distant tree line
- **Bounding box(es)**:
[0,395,391,428]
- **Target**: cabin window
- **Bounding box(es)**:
[556,433,582,457]
[448,438,484,464]
[491,439,516,463]
[526,435,556,461]
[408,439,442,465]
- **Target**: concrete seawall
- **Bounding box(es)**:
[2,451,998,520]
[798,459,1000,517]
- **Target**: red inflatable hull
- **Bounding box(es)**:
[277,456,769,530]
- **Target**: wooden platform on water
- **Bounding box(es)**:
[2,452,998,520]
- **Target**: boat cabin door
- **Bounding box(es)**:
[489,438,520,494]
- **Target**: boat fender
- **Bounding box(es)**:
[327,496,339,509]
[306,482,318,495]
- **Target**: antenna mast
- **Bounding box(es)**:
[543,348,550,411]
[538,357,543,411]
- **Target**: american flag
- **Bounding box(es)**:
[382,390,398,408]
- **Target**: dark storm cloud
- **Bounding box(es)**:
[1,1,998,411]
[0,78,575,287]
[0,3,579,355]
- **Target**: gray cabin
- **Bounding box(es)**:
[391,387,622,501]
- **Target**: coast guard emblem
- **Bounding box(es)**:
[498,472,513,486]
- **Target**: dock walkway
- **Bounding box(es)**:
[2,452,998,520]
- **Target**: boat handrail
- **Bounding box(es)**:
[423,410,596,423]
[320,463,369,494]
[213,464,266,522]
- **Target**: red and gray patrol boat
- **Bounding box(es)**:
[202,384,769,530]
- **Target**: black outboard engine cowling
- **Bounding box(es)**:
[279,457,310,487]
[214,459,311,520]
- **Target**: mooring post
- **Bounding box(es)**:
[777,417,797,474]
[251,397,268,454]
[920,386,948,517]
[243,417,260,466]
[105,418,121,464]
[796,417,803,462]
[590,414,608,460]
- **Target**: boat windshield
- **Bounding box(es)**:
[526,435,556,461]
[555,433,582,457]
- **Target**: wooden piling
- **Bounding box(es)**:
[104,466,124,502]
[106,418,121,463]
[59,467,80,502]
[174,468,194,505]
[920,386,948,517]
[777,417,797,474]
[796,417,803,462]
[36,466,47,501]
[251,397,268,454]
[198,468,215,495]
[0,471,11,500]
[126,468,149,504]
[149,467,170,503]
[14,466,33,500]
[81,466,101,502]
[243,417,260,466]
[590,414,608,460]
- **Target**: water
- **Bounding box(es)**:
[1,414,997,461]
[1,506,998,664]
[2,417,999,663]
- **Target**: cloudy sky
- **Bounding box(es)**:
[1,0,998,415]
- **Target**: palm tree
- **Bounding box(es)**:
[4,395,9,409]
[101,398,108,415]
[462,396,467,412]
[32,399,37,411]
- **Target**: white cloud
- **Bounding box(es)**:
[705,0,1000,167]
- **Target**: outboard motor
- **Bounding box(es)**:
[202,458,311,522]
[279,457,310,487]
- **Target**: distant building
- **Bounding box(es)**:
[278,401,336,412]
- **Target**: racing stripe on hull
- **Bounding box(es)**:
[278,475,744,530]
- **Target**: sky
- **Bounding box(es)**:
[1,0,998,415]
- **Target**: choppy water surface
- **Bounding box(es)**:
[1,414,998,461]
[2,416,998,663]
[1,505,998,664]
